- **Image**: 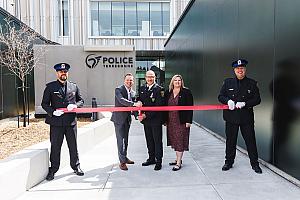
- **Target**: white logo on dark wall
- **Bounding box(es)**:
[86,54,134,69]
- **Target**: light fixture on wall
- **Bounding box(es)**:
[10,0,15,7]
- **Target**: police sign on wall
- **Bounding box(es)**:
[86,54,134,69]
[34,45,136,115]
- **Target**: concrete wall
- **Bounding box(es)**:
[0,113,115,200]
[34,45,136,115]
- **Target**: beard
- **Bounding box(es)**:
[59,75,67,81]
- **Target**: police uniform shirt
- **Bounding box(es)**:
[41,80,84,126]
[218,76,261,124]
[138,83,164,125]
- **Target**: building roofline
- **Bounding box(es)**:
[0,7,58,45]
[164,0,195,47]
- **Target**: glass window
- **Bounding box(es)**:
[125,2,137,36]
[112,2,124,36]
[90,1,99,36]
[137,2,149,36]
[58,0,69,36]
[150,3,162,36]
[99,2,112,36]
[88,1,170,37]
[162,2,170,36]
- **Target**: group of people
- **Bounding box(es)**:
[111,70,194,172]
[41,58,262,181]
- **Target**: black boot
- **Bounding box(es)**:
[222,163,233,171]
[46,171,55,181]
[142,159,156,166]
[252,165,262,174]
[74,167,84,176]
[154,162,162,171]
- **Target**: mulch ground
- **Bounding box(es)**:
[0,118,91,160]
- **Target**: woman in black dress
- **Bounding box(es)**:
[164,75,193,171]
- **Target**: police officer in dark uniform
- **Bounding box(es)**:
[218,59,262,174]
[138,70,164,170]
[41,63,84,181]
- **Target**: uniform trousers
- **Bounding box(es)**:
[225,122,259,166]
[143,124,163,163]
[49,125,80,173]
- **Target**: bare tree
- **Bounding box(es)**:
[0,17,46,127]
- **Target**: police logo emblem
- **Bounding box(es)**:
[61,64,65,69]
[238,60,242,65]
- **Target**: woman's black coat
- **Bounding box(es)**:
[164,87,194,124]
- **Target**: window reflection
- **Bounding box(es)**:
[125,2,138,36]
[150,3,162,36]
[162,2,170,36]
[137,2,150,36]
[58,0,69,36]
[90,1,170,37]
[112,2,124,36]
[100,2,112,36]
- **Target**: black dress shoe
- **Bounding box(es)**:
[46,171,55,181]
[142,160,156,166]
[252,165,262,174]
[154,163,162,171]
[74,167,84,176]
[222,163,232,171]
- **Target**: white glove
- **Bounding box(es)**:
[67,104,77,111]
[227,100,235,110]
[133,101,142,107]
[236,102,246,109]
[53,110,64,116]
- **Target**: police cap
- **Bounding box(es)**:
[232,59,248,68]
[53,63,70,71]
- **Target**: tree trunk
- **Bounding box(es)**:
[22,80,26,127]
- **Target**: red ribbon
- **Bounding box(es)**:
[59,105,228,113]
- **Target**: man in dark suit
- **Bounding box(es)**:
[111,73,142,171]
[218,59,262,174]
[138,70,165,170]
[41,63,84,181]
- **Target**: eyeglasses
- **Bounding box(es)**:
[146,76,155,78]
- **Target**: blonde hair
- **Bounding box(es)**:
[169,74,185,92]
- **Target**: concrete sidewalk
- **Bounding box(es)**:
[17,120,300,200]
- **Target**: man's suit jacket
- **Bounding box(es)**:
[111,85,135,125]
[41,80,84,126]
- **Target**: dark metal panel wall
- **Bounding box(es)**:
[165,0,300,179]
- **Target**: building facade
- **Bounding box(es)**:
[1,0,190,90]
[0,0,189,49]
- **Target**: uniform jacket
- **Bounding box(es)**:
[164,88,194,124]
[41,80,84,126]
[218,76,261,124]
[111,85,136,125]
[138,83,164,125]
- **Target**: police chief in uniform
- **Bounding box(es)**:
[138,70,164,170]
[41,63,84,181]
[218,59,262,174]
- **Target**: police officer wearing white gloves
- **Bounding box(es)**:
[41,63,84,180]
[218,59,262,174]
